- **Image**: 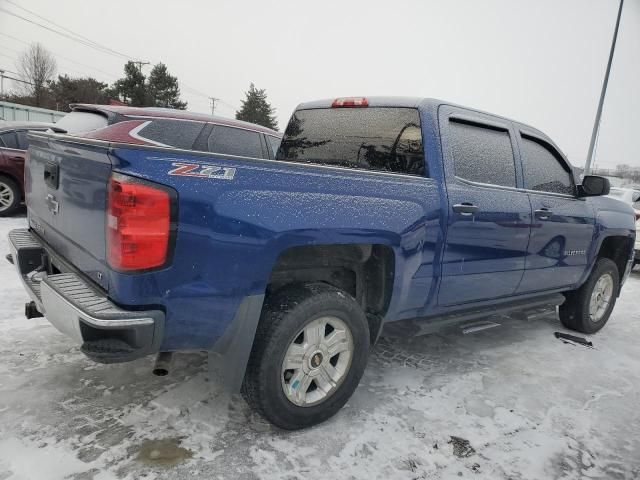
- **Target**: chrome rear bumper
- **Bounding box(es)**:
[8,228,164,363]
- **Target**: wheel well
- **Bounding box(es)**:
[267,244,395,344]
[597,236,632,282]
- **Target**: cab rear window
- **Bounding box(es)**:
[55,111,109,134]
[277,107,426,176]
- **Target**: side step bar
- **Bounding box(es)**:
[461,321,501,334]
[382,293,565,338]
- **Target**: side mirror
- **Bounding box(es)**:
[632,191,640,203]
[579,175,610,197]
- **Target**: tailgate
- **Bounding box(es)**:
[26,134,112,290]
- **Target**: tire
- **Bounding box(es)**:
[241,283,370,430]
[559,258,619,334]
[0,176,21,217]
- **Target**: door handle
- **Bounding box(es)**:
[535,208,553,220]
[8,156,24,162]
[453,203,479,216]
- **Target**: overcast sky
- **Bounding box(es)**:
[0,0,638,169]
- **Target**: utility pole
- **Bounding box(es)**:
[134,61,150,73]
[584,0,624,175]
[209,97,219,116]
[0,70,4,96]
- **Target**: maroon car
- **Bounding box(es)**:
[0,121,54,216]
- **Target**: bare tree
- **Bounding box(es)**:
[17,43,56,107]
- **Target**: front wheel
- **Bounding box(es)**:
[241,283,370,430]
[559,258,619,334]
[0,176,21,217]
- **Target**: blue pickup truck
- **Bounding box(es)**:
[8,98,636,430]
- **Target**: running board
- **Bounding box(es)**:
[382,293,565,338]
[461,321,501,334]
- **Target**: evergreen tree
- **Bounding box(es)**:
[147,63,187,109]
[50,75,109,111]
[112,61,147,106]
[111,61,187,109]
[236,83,277,130]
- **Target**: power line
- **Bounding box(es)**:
[0,32,117,80]
[0,5,240,115]
[4,0,137,61]
[0,6,139,62]
[0,66,20,76]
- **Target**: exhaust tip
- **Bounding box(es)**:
[152,367,169,377]
[153,352,173,377]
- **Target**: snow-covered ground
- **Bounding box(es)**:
[1,213,639,480]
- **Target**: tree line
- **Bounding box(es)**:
[1,43,278,130]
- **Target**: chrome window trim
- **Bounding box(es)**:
[454,175,577,199]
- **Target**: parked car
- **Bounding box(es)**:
[54,104,282,158]
[607,186,640,265]
[7,97,636,430]
[0,121,54,216]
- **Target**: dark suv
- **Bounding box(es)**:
[0,121,54,216]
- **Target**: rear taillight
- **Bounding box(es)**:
[331,97,369,108]
[107,173,174,271]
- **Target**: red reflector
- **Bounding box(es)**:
[331,97,369,108]
[107,173,171,271]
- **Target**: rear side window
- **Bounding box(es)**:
[277,107,426,176]
[0,131,18,149]
[449,119,516,188]
[520,135,573,195]
[55,111,109,134]
[134,119,205,149]
[208,125,263,158]
[266,135,281,158]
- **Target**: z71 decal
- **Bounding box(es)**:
[168,162,236,180]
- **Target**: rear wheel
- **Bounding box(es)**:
[0,176,20,217]
[242,283,370,430]
[559,258,619,334]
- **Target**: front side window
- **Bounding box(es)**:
[277,107,426,176]
[449,119,516,187]
[208,125,263,158]
[520,135,573,195]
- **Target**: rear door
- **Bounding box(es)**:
[515,130,594,292]
[438,107,532,306]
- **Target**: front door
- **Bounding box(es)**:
[515,131,594,292]
[437,109,531,306]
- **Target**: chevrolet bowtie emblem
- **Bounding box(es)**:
[46,193,59,215]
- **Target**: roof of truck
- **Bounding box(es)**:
[70,104,281,136]
[295,96,564,159]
